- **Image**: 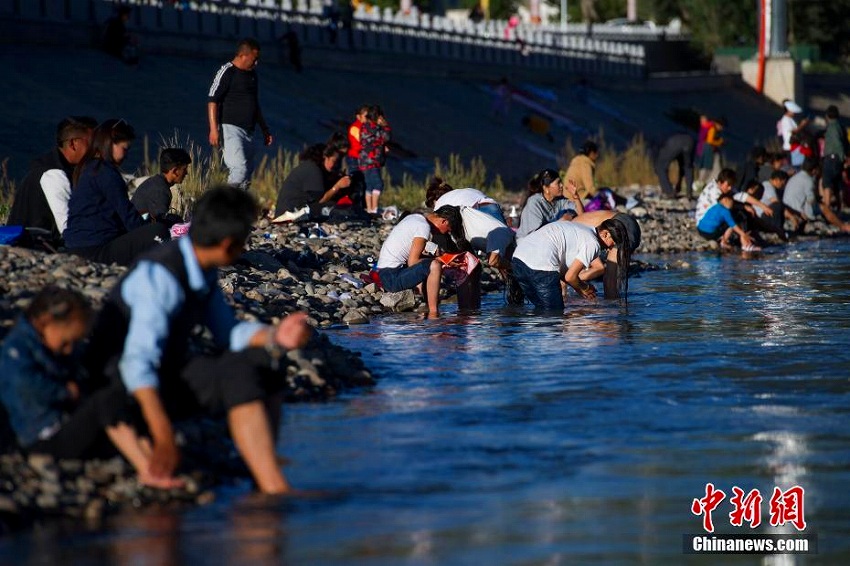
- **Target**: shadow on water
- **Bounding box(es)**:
[2,240,850,564]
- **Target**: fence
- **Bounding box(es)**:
[0,0,651,77]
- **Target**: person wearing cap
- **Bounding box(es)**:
[777,99,810,153]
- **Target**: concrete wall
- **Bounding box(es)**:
[0,0,648,78]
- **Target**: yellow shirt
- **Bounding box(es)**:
[566,154,596,199]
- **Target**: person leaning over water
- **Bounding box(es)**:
[425,177,505,223]
[571,210,640,299]
[511,219,626,311]
[0,287,183,489]
[375,206,466,315]
[83,187,312,494]
[516,168,583,239]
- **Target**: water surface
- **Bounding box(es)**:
[4,240,850,565]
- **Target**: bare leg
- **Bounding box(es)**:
[228,400,290,494]
[106,423,184,489]
[425,260,442,314]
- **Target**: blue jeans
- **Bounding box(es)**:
[378,259,433,292]
[363,168,384,194]
[511,258,563,311]
[222,124,255,189]
[475,202,507,223]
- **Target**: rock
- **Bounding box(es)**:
[343,310,370,325]
[240,251,284,272]
[380,289,417,312]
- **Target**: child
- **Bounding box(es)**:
[697,192,759,252]
[0,286,182,488]
[358,106,391,215]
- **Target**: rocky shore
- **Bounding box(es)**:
[0,195,845,530]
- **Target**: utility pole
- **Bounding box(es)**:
[627,0,636,21]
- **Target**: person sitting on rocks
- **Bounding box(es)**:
[697,192,758,252]
[375,206,465,315]
[511,220,625,310]
[64,119,171,266]
[0,286,182,489]
[131,148,191,223]
[742,179,787,242]
[84,187,313,494]
[273,136,353,222]
[783,157,850,233]
[694,168,773,239]
[570,210,640,299]
[7,116,98,248]
[516,168,583,239]
[565,140,632,209]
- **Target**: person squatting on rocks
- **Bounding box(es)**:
[63,119,171,266]
[131,147,191,224]
[516,168,583,239]
[374,206,467,315]
[0,287,183,489]
[8,116,97,248]
[208,38,272,190]
[697,192,758,252]
[83,187,312,494]
[693,168,772,251]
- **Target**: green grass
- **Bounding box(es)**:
[2,132,659,224]
[0,159,15,225]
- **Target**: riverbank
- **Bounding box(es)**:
[0,198,846,529]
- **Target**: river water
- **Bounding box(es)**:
[4,239,850,565]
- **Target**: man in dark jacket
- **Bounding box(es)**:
[654,133,695,199]
[8,116,97,245]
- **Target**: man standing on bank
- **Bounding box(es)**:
[208,38,273,190]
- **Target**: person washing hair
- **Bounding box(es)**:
[511,220,627,311]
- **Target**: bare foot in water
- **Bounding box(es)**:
[139,474,186,490]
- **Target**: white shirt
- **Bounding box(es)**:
[783,170,816,220]
[434,188,497,210]
[757,180,779,217]
[40,169,73,233]
[512,221,600,273]
[460,206,514,256]
[377,214,432,269]
[694,180,748,225]
[778,115,797,151]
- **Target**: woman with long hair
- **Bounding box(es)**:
[516,168,582,239]
[571,210,639,299]
[64,119,170,266]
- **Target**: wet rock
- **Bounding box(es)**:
[380,289,417,312]
[343,310,370,325]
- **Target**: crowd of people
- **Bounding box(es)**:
[655,100,850,251]
[2,30,849,496]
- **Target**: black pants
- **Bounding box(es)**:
[68,223,170,267]
[159,348,280,421]
[27,383,129,460]
[655,153,694,197]
[749,201,787,240]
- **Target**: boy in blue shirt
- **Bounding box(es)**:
[697,192,759,251]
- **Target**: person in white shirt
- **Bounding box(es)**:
[426,178,505,223]
[376,206,463,315]
[511,220,626,310]
[777,99,809,153]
